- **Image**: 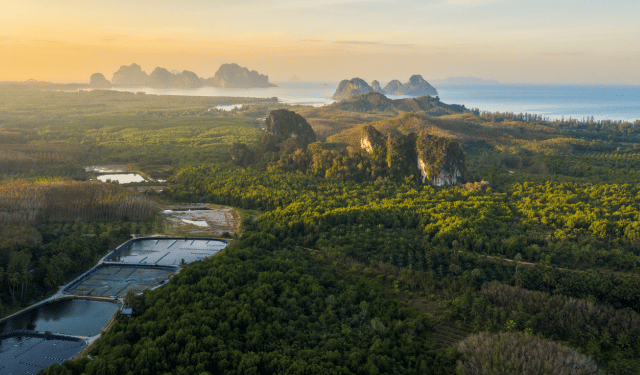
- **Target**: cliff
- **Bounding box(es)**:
[415,132,466,186]
[371,80,385,94]
[383,80,402,94]
[394,75,438,96]
[176,70,203,89]
[204,63,276,88]
[360,124,386,154]
[148,68,203,89]
[359,125,467,186]
[264,109,316,146]
[148,67,177,88]
[331,78,374,100]
[111,63,149,86]
[89,73,111,88]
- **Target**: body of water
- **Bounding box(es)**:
[109,82,337,107]
[0,299,121,337]
[108,238,227,265]
[0,336,85,374]
[105,82,640,122]
[97,173,146,183]
[435,84,640,122]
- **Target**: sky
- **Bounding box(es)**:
[1,0,639,84]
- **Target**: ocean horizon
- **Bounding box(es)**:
[93,82,640,123]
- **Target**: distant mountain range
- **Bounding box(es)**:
[91,63,277,89]
[430,76,499,85]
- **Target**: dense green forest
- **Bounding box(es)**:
[1,87,640,373]
[0,180,159,316]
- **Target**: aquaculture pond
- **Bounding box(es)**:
[0,299,121,337]
[107,238,227,265]
[0,335,85,374]
[64,264,176,298]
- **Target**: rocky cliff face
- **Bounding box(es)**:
[265,109,316,146]
[333,76,439,100]
[360,125,466,186]
[89,73,111,88]
[176,71,203,88]
[383,80,402,94]
[148,68,203,89]
[360,125,386,154]
[394,75,438,96]
[332,78,374,100]
[381,77,438,96]
[371,80,385,94]
[416,133,466,186]
[111,63,149,86]
[205,63,276,88]
[148,67,177,88]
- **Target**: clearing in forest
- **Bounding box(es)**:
[162,205,239,236]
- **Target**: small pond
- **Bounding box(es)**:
[214,104,243,111]
[97,173,146,183]
[0,299,121,337]
[0,335,85,374]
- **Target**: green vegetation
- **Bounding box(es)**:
[161,166,640,372]
[457,332,599,374]
[0,87,276,178]
[42,245,459,375]
[1,87,640,373]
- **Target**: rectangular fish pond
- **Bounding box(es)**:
[0,333,85,374]
[0,298,121,337]
[0,299,121,375]
[63,264,177,298]
[106,237,227,266]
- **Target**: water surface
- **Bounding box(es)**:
[434,84,640,122]
[97,173,146,183]
[100,82,640,121]
[108,238,227,265]
[0,299,120,337]
[0,336,85,374]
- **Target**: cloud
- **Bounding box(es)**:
[539,52,586,56]
[332,40,420,48]
[445,0,505,5]
[278,0,387,9]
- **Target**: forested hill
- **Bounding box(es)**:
[328,92,466,116]
[327,112,560,148]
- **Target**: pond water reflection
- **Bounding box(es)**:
[97,173,146,183]
[0,299,121,337]
[108,238,227,265]
[0,335,85,374]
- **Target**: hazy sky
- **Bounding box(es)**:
[1,0,639,84]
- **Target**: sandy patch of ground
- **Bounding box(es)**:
[162,205,238,236]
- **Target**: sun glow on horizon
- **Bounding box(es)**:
[1,0,639,84]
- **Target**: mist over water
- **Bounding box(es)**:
[103,82,640,121]
[435,84,640,122]
[107,82,337,107]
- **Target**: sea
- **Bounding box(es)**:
[105,82,640,122]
